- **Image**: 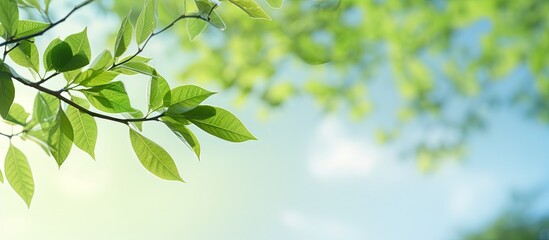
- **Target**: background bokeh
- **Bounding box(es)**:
[1,0,549,239]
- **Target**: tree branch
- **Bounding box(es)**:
[10,74,164,125]
[0,0,95,47]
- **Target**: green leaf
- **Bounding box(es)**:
[265,0,283,8]
[5,145,34,207]
[65,28,91,58]
[129,129,183,181]
[184,106,256,142]
[80,81,134,113]
[148,71,170,112]
[67,105,97,159]
[48,109,74,167]
[0,168,3,183]
[114,13,133,57]
[74,69,118,87]
[228,0,271,20]
[162,116,200,159]
[48,41,89,72]
[113,61,154,76]
[16,0,40,9]
[8,40,39,72]
[195,0,226,30]
[0,0,19,37]
[0,70,15,119]
[5,103,28,126]
[90,50,113,71]
[186,18,207,40]
[43,38,61,71]
[14,20,48,38]
[167,85,214,114]
[33,92,59,126]
[135,0,157,45]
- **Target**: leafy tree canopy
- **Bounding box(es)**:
[0,0,258,206]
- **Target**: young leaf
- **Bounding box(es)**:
[183,106,256,142]
[48,109,74,167]
[25,129,51,156]
[186,18,207,40]
[33,92,59,126]
[228,0,271,20]
[148,71,170,112]
[5,103,29,126]
[162,117,201,159]
[129,129,183,181]
[265,0,283,8]
[135,0,157,45]
[114,13,133,57]
[8,40,39,72]
[5,145,34,207]
[0,0,19,37]
[67,105,97,159]
[167,85,214,114]
[0,169,3,183]
[14,20,48,38]
[80,81,134,113]
[0,70,15,118]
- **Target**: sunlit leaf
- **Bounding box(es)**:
[0,70,15,118]
[90,50,113,71]
[13,20,48,38]
[148,71,170,112]
[67,105,97,159]
[186,18,207,40]
[80,81,134,113]
[5,145,34,207]
[0,0,19,37]
[5,103,28,126]
[33,92,59,126]
[183,106,256,142]
[47,109,74,167]
[228,0,271,20]
[129,129,183,181]
[167,85,214,114]
[265,0,283,8]
[162,116,201,159]
[8,40,39,72]
[135,0,157,45]
[114,13,133,57]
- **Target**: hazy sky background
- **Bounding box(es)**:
[1,2,549,240]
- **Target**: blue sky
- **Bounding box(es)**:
[1,1,549,240]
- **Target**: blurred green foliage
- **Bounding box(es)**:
[100,0,549,169]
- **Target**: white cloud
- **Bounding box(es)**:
[280,210,362,240]
[308,118,380,180]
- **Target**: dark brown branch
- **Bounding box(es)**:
[0,0,94,47]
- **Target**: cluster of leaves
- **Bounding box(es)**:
[107,0,549,171]
[0,0,261,207]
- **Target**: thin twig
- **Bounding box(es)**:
[0,0,95,47]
